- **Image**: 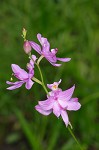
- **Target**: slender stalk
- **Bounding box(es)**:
[32,77,42,85]
[29,54,49,95]
[36,63,49,95]
[37,55,44,65]
[68,127,83,150]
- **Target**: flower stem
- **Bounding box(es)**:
[32,77,42,85]
[29,54,48,94]
[36,63,49,95]
[68,127,83,150]
[37,55,44,65]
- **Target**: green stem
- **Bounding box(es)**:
[37,55,44,65]
[29,54,49,95]
[68,127,83,150]
[32,77,42,85]
[36,63,49,95]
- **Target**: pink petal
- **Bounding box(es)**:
[37,33,50,51]
[53,101,61,117]
[11,64,28,80]
[25,79,34,90]
[31,55,37,62]
[47,79,61,90]
[61,110,69,127]
[27,55,36,72]
[35,105,52,116]
[37,33,42,43]
[58,99,68,108]
[48,91,55,97]
[47,83,53,89]
[6,81,15,85]
[58,79,62,85]
[29,41,41,54]
[37,33,46,45]
[50,62,62,67]
[6,81,24,90]
[44,52,57,63]
[58,85,75,101]
[57,57,71,62]
[38,98,54,110]
[70,98,79,102]
[67,98,81,111]
[42,45,50,52]
[51,48,58,55]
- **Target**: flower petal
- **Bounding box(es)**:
[58,99,68,108]
[6,81,15,85]
[50,62,62,67]
[53,101,61,117]
[37,33,50,52]
[11,64,28,80]
[44,52,57,63]
[27,56,36,74]
[25,79,34,90]
[29,41,41,54]
[35,105,52,116]
[61,110,69,127]
[37,33,47,45]
[38,98,54,110]
[6,81,24,90]
[57,57,71,62]
[58,85,75,101]
[70,98,79,102]
[32,55,37,60]
[51,48,58,55]
[58,79,62,85]
[47,83,53,90]
[47,79,61,90]
[67,98,81,111]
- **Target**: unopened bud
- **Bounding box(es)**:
[23,40,32,54]
[22,28,27,40]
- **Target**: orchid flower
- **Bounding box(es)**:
[35,80,81,127]
[29,33,71,66]
[6,55,36,90]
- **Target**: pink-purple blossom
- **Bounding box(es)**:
[35,80,81,127]
[6,55,36,90]
[29,33,71,66]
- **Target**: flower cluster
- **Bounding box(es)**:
[6,29,81,127]
[35,81,81,127]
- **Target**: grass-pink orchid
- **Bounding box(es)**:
[6,55,36,90]
[29,33,71,66]
[35,81,81,127]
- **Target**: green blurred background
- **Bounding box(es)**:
[0,0,99,150]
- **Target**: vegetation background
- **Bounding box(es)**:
[0,0,99,150]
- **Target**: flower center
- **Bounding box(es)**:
[52,84,58,90]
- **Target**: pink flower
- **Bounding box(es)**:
[29,33,71,66]
[35,80,81,127]
[6,55,36,90]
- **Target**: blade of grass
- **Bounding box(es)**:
[14,108,43,150]
[82,92,99,105]
[47,120,62,150]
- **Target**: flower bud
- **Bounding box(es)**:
[23,40,32,54]
[22,28,27,39]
